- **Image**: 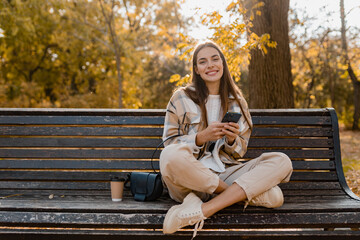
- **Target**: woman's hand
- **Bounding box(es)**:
[196,122,226,146]
[222,122,240,145]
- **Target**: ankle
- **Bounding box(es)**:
[201,203,211,218]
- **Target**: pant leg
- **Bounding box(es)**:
[219,152,293,201]
[160,143,219,203]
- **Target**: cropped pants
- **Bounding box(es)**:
[160,143,293,205]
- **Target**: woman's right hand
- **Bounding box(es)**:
[196,122,226,146]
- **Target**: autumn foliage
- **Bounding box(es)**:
[0,0,359,129]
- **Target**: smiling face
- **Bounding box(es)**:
[194,46,224,88]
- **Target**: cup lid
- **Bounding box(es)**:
[111,176,125,182]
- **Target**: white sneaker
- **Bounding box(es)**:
[163,192,206,238]
[245,186,284,209]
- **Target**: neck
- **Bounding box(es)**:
[206,81,220,95]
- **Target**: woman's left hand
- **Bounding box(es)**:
[222,122,240,145]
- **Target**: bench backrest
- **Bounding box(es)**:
[0,108,357,200]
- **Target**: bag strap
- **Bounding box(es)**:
[151,134,181,173]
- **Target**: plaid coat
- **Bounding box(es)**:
[162,88,253,173]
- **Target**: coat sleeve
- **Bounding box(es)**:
[162,90,204,154]
[222,97,252,159]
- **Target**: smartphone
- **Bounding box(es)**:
[221,112,242,123]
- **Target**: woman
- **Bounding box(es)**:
[160,41,293,237]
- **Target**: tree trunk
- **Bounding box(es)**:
[340,0,360,130]
[100,0,123,108]
[247,0,294,108]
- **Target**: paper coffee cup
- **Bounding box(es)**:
[110,177,125,202]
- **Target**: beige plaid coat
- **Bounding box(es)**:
[162,88,253,173]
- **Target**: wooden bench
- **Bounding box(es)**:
[0,107,359,239]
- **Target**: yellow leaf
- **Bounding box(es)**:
[226,2,237,11]
[169,74,181,83]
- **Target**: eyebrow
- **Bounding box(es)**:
[197,54,220,62]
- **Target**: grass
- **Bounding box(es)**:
[340,127,360,197]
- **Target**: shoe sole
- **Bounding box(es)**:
[163,204,182,234]
[163,193,201,234]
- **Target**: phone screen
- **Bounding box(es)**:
[221,112,242,123]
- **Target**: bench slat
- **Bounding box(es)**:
[0,126,163,136]
[2,229,360,240]
[252,116,331,125]
[0,116,165,125]
[0,181,342,191]
[0,138,163,148]
[0,160,335,170]
[0,149,334,159]
[0,181,109,190]
[0,171,337,181]
[0,127,333,138]
[252,127,333,137]
[279,181,341,190]
[0,137,333,148]
[244,149,334,159]
[0,196,358,212]
[249,138,334,148]
[0,115,331,126]
[1,129,334,142]
[0,160,158,170]
[0,211,359,229]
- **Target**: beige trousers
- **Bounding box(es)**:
[160,143,293,204]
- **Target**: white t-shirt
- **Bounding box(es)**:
[206,95,221,124]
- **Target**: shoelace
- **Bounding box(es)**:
[191,218,205,240]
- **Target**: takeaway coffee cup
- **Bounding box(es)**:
[110,177,125,202]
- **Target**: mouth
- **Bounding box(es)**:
[205,70,218,76]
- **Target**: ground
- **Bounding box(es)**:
[340,128,360,197]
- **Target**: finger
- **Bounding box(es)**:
[224,125,239,135]
[227,122,240,129]
[222,128,237,137]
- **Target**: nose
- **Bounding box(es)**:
[208,60,215,68]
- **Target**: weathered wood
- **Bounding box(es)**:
[252,127,333,137]
[0,148,334,159]
[1,229,360,240]
[0,107,359,239]
[248,138,334,148]
[0,138,162,148]
[0,211,359,229]
[0,137,334,149]
[0,159,160,170]
[0,160,335,171]
[243,149,334,159]
[0,126,163,136]
[279,182,341,190]
[251,116,332,125]
[0,149,161,159]
[0,170,338,181]
[0,195,359,213]
[0,116,165,125]
[0,181,110,190]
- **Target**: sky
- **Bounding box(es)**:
[180,0,360,40]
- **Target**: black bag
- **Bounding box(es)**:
[126,172,163,201]
[125,135,179,202]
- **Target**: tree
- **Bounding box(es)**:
[246,0,294,108]
[0,0,190,109]
[340,0,360,130]
[172,0,277,101]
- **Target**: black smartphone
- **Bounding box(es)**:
[221,112,242,123]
